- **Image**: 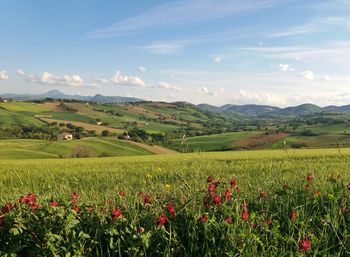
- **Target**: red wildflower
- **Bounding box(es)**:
[225,215,232,224]
[111,207,122,219]
[306,174,313,183]
[118,191,125,198]
[1,203,15,214]
[305,184,311,191]
[29,203,41,210]
[290,211,297,220]
[143,194,152,205]
[212,194,221,206]
[70,192,78,204]
[283,184,289,190]
[251,222,257,229]
[25,193,36,204]
[199,214,208,223]
[260,191,267,198]
[208,183,216,193]
[136,227,144,235]
[207,175,214,183]
[230,178,237,188]
[166,202,175,216]
[241,210,249,221]
[156,214,167,227]
[314,190,321,197]
[49,201,59,207]
[299,237,311,252]
[224,189,231,201]
[71,205,81,213]
[19,196,25,204]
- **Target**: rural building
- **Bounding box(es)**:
[96,121,103,126]
[1,99,8,103]
[58,132,73,140]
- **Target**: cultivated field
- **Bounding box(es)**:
[1,148,350,255]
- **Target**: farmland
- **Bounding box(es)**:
[1,148,350,255]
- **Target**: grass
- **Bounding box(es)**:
[1,148,350,255]
[168,131,259,152]
[0,138,154,159]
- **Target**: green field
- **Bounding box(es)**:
[168,131,259,152]
[0,138,154,159]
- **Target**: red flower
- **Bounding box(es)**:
[306,174,313,183]
[208,183,216,193]
[290,211,297,220]
[70,192,79,204]
[314,190,321,197]
[299,237,310,252]
[1,203,15,213]
[19,196,25,204]
[283,184,289,190]
[225,215,231,224]
[199,214,208,223]
[230,178,237,188]
[305,184,311,191]
[49,201,59,207]
[71,205,81,213]
[207,175,214,183]
[212,194,221,206]
[136,227,144,235]
[241,210,249,221]
[260,191,267,198]
[224,189,231,201]
[143,194,152,205]
[251,222,257,229]
[29,203,41,210]
[24,193,36,204]
[156,214,167,227]
[111,207,122,219]
[166,202,175,216]
[118,191,125,198]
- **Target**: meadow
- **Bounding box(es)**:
[1,148,350,256]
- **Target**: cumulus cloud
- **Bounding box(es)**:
[111,70,146,87]
[321,75,331,81]
[16,69,25,76]
[198,87,217,96]
[279,63,294,72]
[300,70,314,80]
[138,66,147,72]
[22,71,84,87]
[0,71,9,80]
[232,89,287,106]
[214,56,222,63]
[158,81,181,91]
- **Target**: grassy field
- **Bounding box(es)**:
[168,131,260,152]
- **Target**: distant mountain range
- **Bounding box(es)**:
[197,103,350,117]
[0,90,143,104]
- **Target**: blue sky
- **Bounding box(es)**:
[1,0,350,106]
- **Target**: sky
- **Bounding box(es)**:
[1,0,350,107]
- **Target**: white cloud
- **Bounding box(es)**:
[300,70,314,80]
[22,71,84,87]
[321,75,331,81]
[279,64,294,72]
[138,66,147,72]
[214,56,222,63]
[139,43,183,54]
[0,71,9,80]
[158,81,181,91]
[232,89,287,106]
[111,70,146,87]
[16,69,25,76]
[347,20,350,29]
[86,0,286,38]
[198,87,217,96]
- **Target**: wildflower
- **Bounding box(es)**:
[166,202,175,216]
[156,214,167,227]
[314,190,321,197]
[230,178,237,188]
[71,205,81,213]
[70,192,78,204]
[29,203,41,210]
[49,201,59,207]
[212,194,221,206]
[305,184,311,191]
[199,214,208,223]
[225,215,232,224]
[208,183,216,194]
[224,189,231,201]
[299,237,310,252]
[118,191,125,198]
[290,211,297,220]
[136,227,144,235]
[25,192,36,204]
[241,210,249,221]
[306,174,313,183]
[260,191,267,198]
[1,203,15,213]
[251,222,257,229]
[111,207,122,219]
[19,196,25,204]
[207,175,214,183]
[143,194,152,205]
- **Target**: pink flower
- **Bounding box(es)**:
[299,237,310,252]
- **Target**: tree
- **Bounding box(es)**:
[101,130,110,137]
